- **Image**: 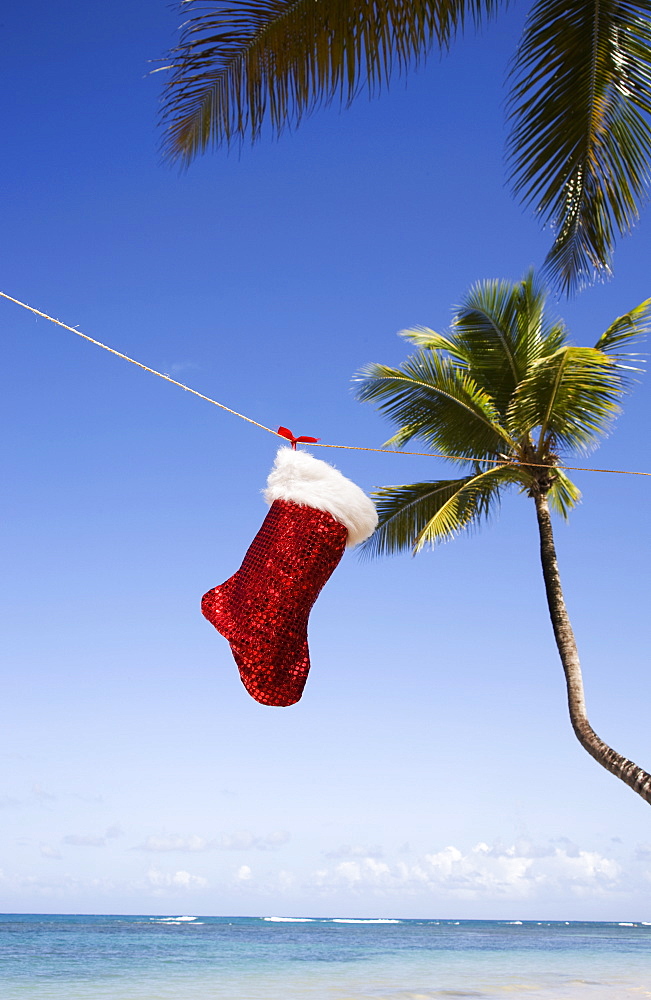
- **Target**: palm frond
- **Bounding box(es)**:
[450,279,522,414]
[508,345,630,453]
[449,274,569,415]
[398,326,470,365]
[510,272,568,363]
[361,463,520,558]
[547,467,581,518]
[354,352,514,460]
[400,276,571,421]
[594,296,651,358]
[508,0,651,295]
[159,0,501,161]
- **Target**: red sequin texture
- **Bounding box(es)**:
[202,499,348,707]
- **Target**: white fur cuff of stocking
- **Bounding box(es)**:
[264,447,378,547]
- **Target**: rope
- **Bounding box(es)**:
[0,292,279,439]
[312,442,650,477]
[3,290,649,479]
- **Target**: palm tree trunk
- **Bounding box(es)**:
[533,491,651,805]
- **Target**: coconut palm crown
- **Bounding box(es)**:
[355,273,651,803]
[159,0,651,293]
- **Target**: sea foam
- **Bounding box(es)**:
[150,916,198,924]
[331,918,402,924]
[263,917,315,922]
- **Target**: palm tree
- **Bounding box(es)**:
[354,272,651,804]
[158,0,651,294]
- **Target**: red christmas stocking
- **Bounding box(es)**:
[202,446,378,706]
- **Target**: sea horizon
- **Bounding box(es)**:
[2,912,650,999]
[3,910,651,921]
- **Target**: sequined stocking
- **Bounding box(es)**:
[202,498,348,707]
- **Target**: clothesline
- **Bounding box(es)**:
[2,290,649,479]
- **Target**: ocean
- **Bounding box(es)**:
[1,914,650,999]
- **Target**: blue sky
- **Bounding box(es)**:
[1,1,650,919]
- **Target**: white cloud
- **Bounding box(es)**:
[61,826,122,848]
[135,830,290,852]
[138,835,211,853]
[145,868,209,890]
[0,870,117,896]
[236,865,252,881]
[333,859,391,885]
[40,845,62,859]
[216,832,257,851]
[324,844,384,859]
[308,841,623,901]
[277,869,296,890]
[32,783,56,803]
[62,834,106,847]
[262,831,291,849]
[219,830,290,851]
[167,361,200,374]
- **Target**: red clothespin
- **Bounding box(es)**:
[277,426,320,450]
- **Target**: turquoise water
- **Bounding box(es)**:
[1,914,650,999]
